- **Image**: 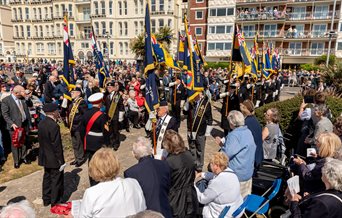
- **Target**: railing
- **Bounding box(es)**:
[236,10,339,21]
[281,48,333,56]
[75,0,91,3]
[283,31,337,39]
[236,0,334,3]
[151,10,174,15]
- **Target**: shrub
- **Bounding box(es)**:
[204,62,230,70]
[300,63,320,71]
[255,95,342,150]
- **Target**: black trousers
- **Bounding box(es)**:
[171,103,181,128]
[128,111,139,126]
[9,128,28,165]
[86,151,99,187]
[189,134,206,172]
[71,131,84,163]
[42,167,64,206]
[105,120,120,150]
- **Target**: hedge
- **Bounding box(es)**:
[255,96,342,149]
[204,62,230,70]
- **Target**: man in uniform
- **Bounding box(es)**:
[154,101,178,159]
[82,92,107,186]
[170,75,186,128]
[104,81,125,151]
[185,92,212,172]
[38,103,65,207]
[68,87,87,167]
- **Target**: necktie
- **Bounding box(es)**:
[156,118,162,135]
[18,100,26,122]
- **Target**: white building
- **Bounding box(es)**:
[0,2,14,62]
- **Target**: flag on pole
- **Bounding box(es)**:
[144,2,159,113]
[90,27,109,88]
[61,14,75,101]
[177,32,185,65]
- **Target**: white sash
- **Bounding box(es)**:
[155,115,172,160]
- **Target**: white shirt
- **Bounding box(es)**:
[79,177,146,218]
[195,168,243,218]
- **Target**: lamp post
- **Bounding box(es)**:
[326,0,337,67]
[106,31,110,68]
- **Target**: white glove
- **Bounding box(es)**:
[61,98,68,108]
[264,93,269,100]
[255,100,261,108]
[219,92,229,98]
[59,163,66,172]
[119,111,125,122]
[180,100,185,109]
[205,126,213,137]
[183,101,189,111]
[275,90,279,96]
[272,92,276,98]
[247,84,252,89]
[145,119,152,131]
[140,84,146,90]
[149,111,156,120]
[169,82,176,87]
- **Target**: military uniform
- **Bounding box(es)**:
[170,81,186,128]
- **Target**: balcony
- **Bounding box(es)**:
[41,0,52,3]
[236,11,286,22]
[283,31,337,39]
[281,48,333,57]
[77,34,91,40]
[9,0,22,5]
[30,0,41,4]
[287,11,340,21]
[75,0,91,5]
[151,10,174,15]
[236,0,334,4]
[75,14,91,23]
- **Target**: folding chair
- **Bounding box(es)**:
[219,178,282,218]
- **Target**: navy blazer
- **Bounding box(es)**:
[124,156,173,218]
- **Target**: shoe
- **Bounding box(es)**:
[22,158,31,164]
[70,160,77,165]
[14,163,19,169]
[133,124,141,129]
[126,128,130,132]
[43,202,51,207]
[75,159,86,167]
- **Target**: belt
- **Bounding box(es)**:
[88,131,103,137]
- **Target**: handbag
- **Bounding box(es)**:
[12,127,26,148]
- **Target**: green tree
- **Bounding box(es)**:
[129,33,145,58]
[314,54,336,66]
[155,26,174,50]
[322,64,342,94]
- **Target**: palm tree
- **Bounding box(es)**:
[322,64,342,94]
[129,33,145,59]
[155,26,174,50]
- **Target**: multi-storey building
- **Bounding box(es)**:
[9,0,184,63]
[0,1,14,62]
[235,0,341,66]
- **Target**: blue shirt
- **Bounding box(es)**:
[222,126,256,182]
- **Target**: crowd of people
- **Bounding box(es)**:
[0,60,341,218]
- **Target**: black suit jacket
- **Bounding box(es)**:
[186,97,213,136]
[1,95,31,130]
[124,156,173,218]
[38,117,65,168]
[44,82,55,103]
[68,98,88,133]
[104,91,125,122]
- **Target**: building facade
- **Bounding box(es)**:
[9,0,184,63]
[236,0,341,65]
[0,2,14,62]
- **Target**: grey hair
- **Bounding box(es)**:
[129,90,136,97]
[126,210,165,218]
[132,137,153,160]
[333,146,342,160]
[0,200,35,218]
[322,158,342,192]
[228,110,245,128]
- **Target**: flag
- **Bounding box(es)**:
[151,35,165,64]
[236,25,251,67]
[177,32,185,65]
[61,14,75,101]
[262,48,273,79]
[250,34,259,78]
[194,34,207,66]
[144,2,159,112]
[90,27,109,88]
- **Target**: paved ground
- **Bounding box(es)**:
[0,87,300,217]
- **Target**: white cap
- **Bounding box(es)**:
[32,73,38,77]
[88,92,104,104]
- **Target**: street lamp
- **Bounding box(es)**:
[106,31,110,67]
[326,0,337,67]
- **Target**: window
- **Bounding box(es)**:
[27,26,31,37]
[340,23,342,32]
[83,7,91,20]
[110,42,114,55]
[196,11,203,19]
[311,42,324,55]
[209,25,233,34]
[57,42,62,54]
[94,22,99,35]
[196,0,204,2]
[28,43,32,55]
[195,27,202,35]
[207,42,231,51]
[242,25,255,37]
[124,22,128,35]
[209,8,234,17]
[38,8,42,20]
[289,42,302,55]
[314,5,329,19]
[160,0,164,12]
[48,43,56,55]
[13,8,17,20]
[69,23,74,36]
[18,8,22,20]
[51,25,54,36]
[21,43,25,54]
[134,0,138,14]
[35,26,38,37]
[312,24,327,37]
[264,24,277,37]
[134,21,138,35]
[151,19,156,33]
[291,7,306,20]
[56,24,61,36]
[45,25,49,37]
[119,22,122,36]
[151,0,156,12]
[140,21,144,33]
[124,1,127,15]
[36,43,44,54]
[20,26,24,37]
[68,4,72,17]
[168,19,172,27]
[0,44,2,55]
[294,24,304,37]
[119,42,123,55]
[118,1,122,15]
[101,1,105,15]
[54,5,59,17]
[140,0,144,14]
[84,26,91,39]
[101,21,106,35]
[159,19,164,28]
[109,22,113,35]
[33,8,36,19]
[125,42,128,55]
[337,42,342,50]
[94,2,99,15]
[39,26,43,37]
[25,7,29,20]
[168,0,172,11]
[109,1,113,15]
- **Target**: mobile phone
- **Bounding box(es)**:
[304,96,314,104]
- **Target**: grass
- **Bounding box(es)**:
[0,124,73,184]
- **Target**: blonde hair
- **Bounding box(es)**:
[162,130,186,155]
[317,132,342,158]
[210,152,229,171]
[88,148,120,182]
